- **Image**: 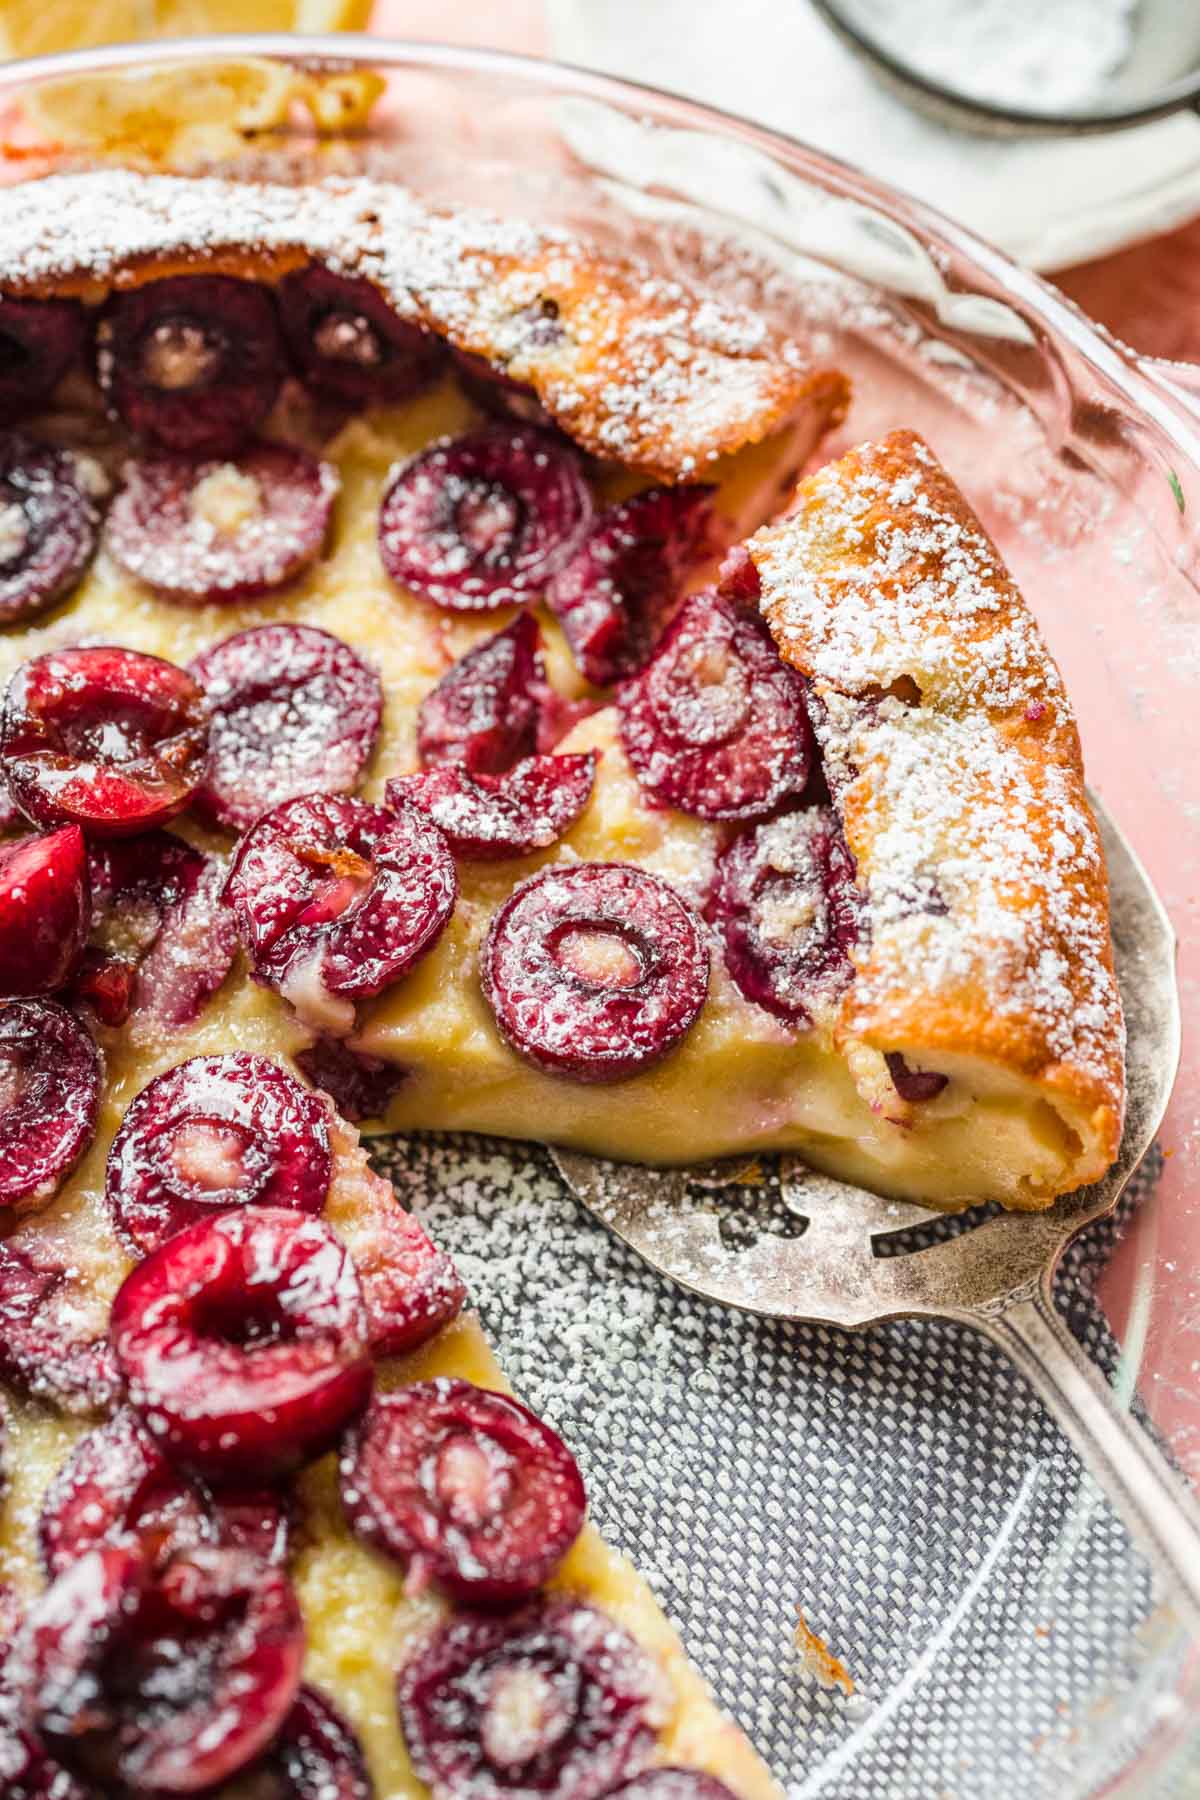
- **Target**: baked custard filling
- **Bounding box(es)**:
[0,389,1115,1213]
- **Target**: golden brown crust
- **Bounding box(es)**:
[748,430,1125,1201]
[0,167,848,481]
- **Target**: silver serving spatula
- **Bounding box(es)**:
[552,801,1200,1634]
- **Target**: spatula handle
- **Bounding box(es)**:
[970,1276,1200,1641]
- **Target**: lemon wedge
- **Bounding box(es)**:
[0,0,370,60]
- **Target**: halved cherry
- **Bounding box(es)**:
[324,1117,466,1358]
[0,827,89,997]
[884,1052,949,1103]
[707,808,858,1025]
[417,612,545,774]
[608,1774,740,1798]
[106,445,339,605]
[0,647,208,838]
[452,342,557,429]
[38,1409,211,1579]
[0,1585,94,1800]
[190,624,382,831]
[106,1053,333,1257]
[482,862,709,1083]
[242,1687,372,1800]
[71,831,235,1033]
[38,1409,292,1578]
[387,751,596,861]
[12,1542,304,1793]
[0,296,85,419]
[110,1205,372,1479]
[279,265,444,405]
[715,542,761,606]
[0,999,101,1215]
[619,591,812,821]
[225,794,457,1035]
[547,485,716,685]
[0,1237,119,1413]
[378,426,592,611]
[95,275,285,455]
[342,1379,586,1604]
[294,1034,408,1124]
[0,436,101,627]
[397,1596,665,1799]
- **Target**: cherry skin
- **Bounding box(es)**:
[417,612,546,774]
[482,862,710,1082]
[0,827,89,998]
[0,435,101,627]
[1,647,208,839]
[190,623,382,831]
[397,1596,666,1800]
[11,1542,305,1793]
[341,1378,586,1603]
[96,274,285,455]
[105,1052,333,1257]
[109,1205,373,1480]
[0,999,101,1216]
[379,425,592,611]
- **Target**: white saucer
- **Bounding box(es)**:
[548,0,1200,270]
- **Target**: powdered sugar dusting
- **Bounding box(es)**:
[751,431,1124,1117]
[0,168,839,480]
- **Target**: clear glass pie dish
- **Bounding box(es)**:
[1,34,1199,1800]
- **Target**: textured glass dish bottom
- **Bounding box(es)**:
[2,37,1200,1799]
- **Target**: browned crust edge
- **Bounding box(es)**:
[0,167,849,482]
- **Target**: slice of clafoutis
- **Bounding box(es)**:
[360,432,1125,1213]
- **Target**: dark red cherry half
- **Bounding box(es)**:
[547,484,716,685]
[110,1205,372,1480]
[0,827,89,997]
[279,265,444,405]
[608,1773,740,1799]
[452,346,556,428]
[0,296,85,419]
[341,1379,586,1604]
[96,275,285,455]
[0,647,208,838]
[715,542,761,606]
[387,751,596,861]
[225,793,457,1030]
[70,831,235,1033]
[0,1583,95,1800]
[397,1596,664,1799]
[326,1128,466,1358]
[0,998,101,1215]
[190,624,382,831]
[884,1052,949,1103]
[0,436,101,627]
[38,1409,292,1579]
[482,862,709,1083]
[417,612,545,774]
[106,1053,333,1257]
[619,591,812,821]
[12,1542,304,1793]
[707,808,858,1026]
[294,1034,408,1124]
[251,1687,373,1800]
[0,1237,119,1413]
[379,426,592,611]
[106,445,338,605]
[38,1409,211,1579]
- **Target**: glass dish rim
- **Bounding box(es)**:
[1,32,1198,1799]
